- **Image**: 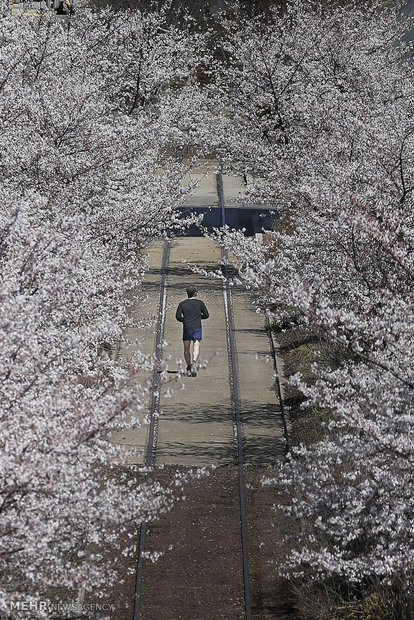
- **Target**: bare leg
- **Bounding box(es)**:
[193,340,200,363]
[183,340,191,367]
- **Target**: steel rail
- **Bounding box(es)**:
[217,170,252,620]
[266,317,290,456]
[133,238,170,620]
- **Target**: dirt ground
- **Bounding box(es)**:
[93,464,296,620]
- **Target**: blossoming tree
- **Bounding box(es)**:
[0,8,202,616]
[208,0,414,604]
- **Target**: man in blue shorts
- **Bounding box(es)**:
[175,285,209,377]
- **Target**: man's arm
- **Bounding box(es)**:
[201,301,209,320]
[175,302,184,322]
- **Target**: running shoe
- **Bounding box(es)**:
[186,365,192,377]
[191,362,197,377]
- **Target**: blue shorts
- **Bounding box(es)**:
[183,328,202,342]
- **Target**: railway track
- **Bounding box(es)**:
[133,239,170,620]
[132,171,287,619]
[217,169,252,620]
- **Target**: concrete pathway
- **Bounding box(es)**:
[233,288,286,464]
[180,161,268,211]
[157,237,234,465]
[110,241,164,464]
[113,236,285,467]
[106,172,287,617]
[180,161,219,208]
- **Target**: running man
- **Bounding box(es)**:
[175,285,209,377]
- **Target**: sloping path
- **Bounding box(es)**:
[128,238,287,619]
[117,235,286,467]
[157,238,234,465]
[109,167,290,619]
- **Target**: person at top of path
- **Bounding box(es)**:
[175,285,209,377]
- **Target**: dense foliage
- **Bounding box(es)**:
[1,1,413,617]
[0,8,201,616]
[207,0,414,607]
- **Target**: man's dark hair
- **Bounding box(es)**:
[186,285,197,298]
